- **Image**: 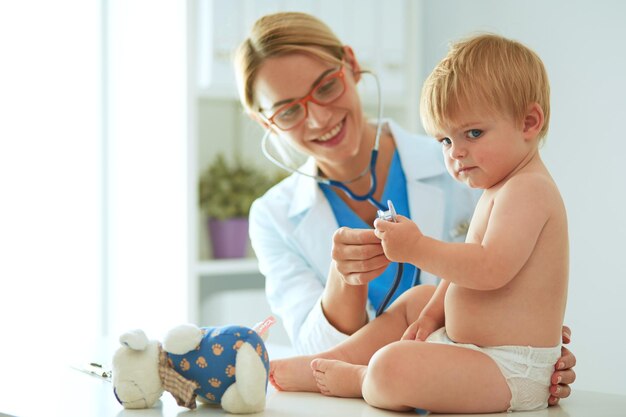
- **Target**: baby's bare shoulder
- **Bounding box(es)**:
[501,171,560,200]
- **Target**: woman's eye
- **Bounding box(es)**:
[315,78,339,97]
[467,129,483,139]
[278,104,302,120]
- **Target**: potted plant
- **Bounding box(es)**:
[199,154,279,259]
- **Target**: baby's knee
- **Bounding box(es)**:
[362,352,411,411]
[363,345,403,400]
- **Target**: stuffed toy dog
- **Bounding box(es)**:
[112,318,273,414]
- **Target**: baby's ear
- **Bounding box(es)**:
[523,103,544,139]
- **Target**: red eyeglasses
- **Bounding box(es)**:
[260,66,346,131]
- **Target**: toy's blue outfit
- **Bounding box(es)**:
[167,325,270,404]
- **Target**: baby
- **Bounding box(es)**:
[270,33,569,413]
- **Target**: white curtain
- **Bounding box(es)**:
[0,0,189,370]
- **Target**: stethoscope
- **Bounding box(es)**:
[260,70,420,316]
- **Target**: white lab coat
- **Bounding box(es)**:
[249,120,479,354]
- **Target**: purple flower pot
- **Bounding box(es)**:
[208,217,249,259]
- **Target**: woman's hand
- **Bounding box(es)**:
[548,325,577,406]
[332,227,390,285]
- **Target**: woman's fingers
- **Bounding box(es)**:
[332,243,384,262]
[557,346,577,372]
[551,369,577,386]
[340,262,388,285]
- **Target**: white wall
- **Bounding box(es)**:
[418,0,626,395]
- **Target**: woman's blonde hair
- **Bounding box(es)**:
[420,33,550,142]
[234,12,345,114]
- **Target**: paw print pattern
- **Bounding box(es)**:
[180,358,190,372]
[211,329,221,338]
[256,343,263,356]
[234,332,241,337]
[264,350,268,362]
[225,364,236,378]
[205,392,216,401]
[233,340,243,350]
[196,356,208,368]
[208,377,221,388]
[212,343,224,356]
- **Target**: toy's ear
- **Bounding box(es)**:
[163,324,203,355]
[252,316,276,342]
[119,329,149,351]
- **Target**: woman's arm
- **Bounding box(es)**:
[249,198,345,354]
[321,227,390,334]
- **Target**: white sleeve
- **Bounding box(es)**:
[249,195,350,355]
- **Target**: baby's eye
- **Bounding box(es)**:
[467,129,483,139]
[439,137,451,145]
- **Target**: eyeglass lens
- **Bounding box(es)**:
[273,71,345,130]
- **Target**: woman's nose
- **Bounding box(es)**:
[305,101,332,129]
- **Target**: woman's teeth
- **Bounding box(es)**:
[317,121,343,142]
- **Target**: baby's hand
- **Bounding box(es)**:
[401,315,441,341]
[373,215,422,263]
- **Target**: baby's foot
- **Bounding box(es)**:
[269,356,320,392]
[310,359,366,398]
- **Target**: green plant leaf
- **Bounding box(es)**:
[198,154,284,220]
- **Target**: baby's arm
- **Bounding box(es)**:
[374,175,554,290]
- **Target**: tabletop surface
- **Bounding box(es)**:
[1,344,625,417]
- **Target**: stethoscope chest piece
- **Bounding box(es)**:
[377,200,397,223]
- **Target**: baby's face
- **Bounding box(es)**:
[433,108,532,189]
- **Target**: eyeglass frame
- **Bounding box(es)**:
[257,65,347,131]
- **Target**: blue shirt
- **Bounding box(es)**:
[320,150,419,312]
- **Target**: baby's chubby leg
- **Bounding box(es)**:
[359,340,511,413]
[269,285,435,392]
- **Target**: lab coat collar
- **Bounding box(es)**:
[386,119,447,181]
[288,157,321,218]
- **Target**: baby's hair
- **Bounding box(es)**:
[420,33,550,143]
[234,12,345,115]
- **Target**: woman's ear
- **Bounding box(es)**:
[343,45,361,83]
[522,102,544,140]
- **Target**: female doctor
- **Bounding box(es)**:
[234,12,575,403]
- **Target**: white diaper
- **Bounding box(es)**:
[426,327,561,412]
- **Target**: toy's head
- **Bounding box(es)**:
[112,329,164,409]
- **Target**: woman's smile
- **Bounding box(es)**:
[311,118,347,147]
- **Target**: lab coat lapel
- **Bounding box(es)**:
[288,158,336,282]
